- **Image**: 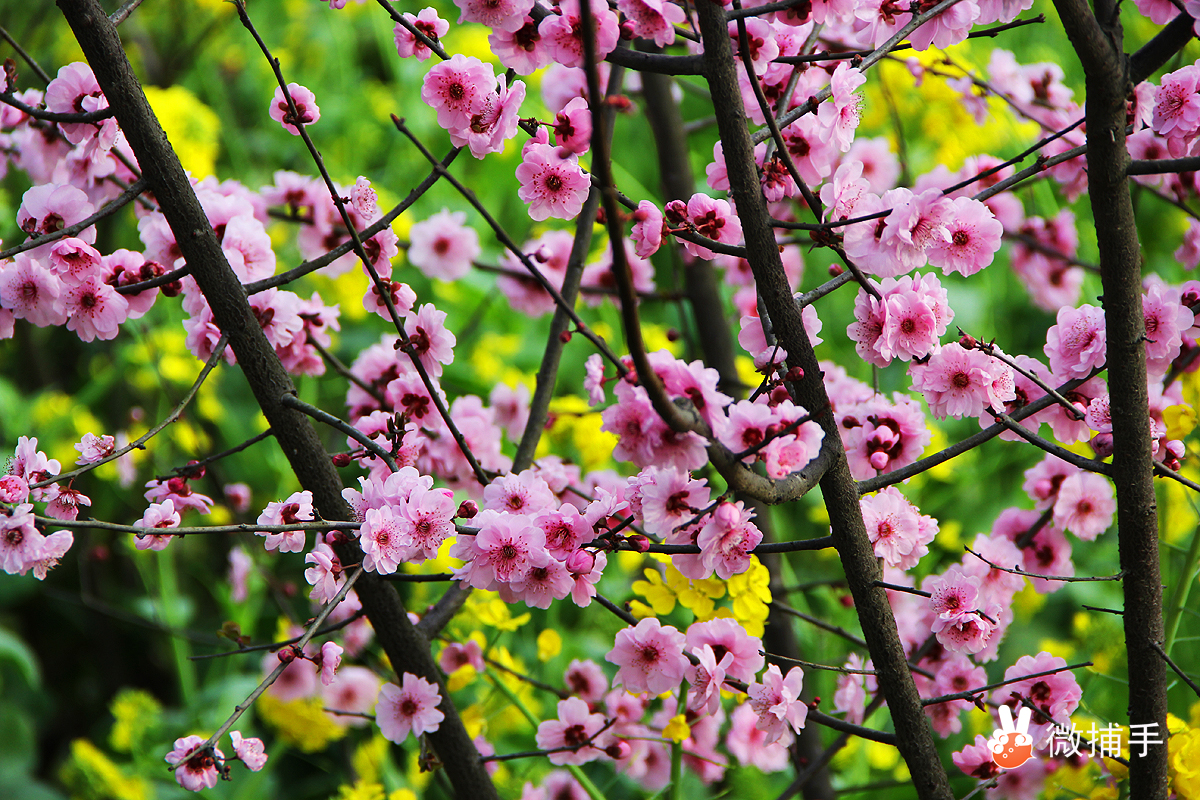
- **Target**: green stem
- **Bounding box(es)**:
[157,546,196,704]
[669,737,683,800]
[486,674,606,800]
[1164,520,1200,654]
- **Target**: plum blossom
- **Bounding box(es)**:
[910,342,1014,419]
[409,209,479,281]
[404,303,456,377]
[747,664,808,744]
[453,0,535,31]
[255,491,314,553]
[994,652,1081,747]
[28,530,72,580]
[74,432,115,464]
[536,696,610,765]
[305,542,345,603]
[618,0,687,46]
[860,487,936,570]
[1044,304,1106,379]
[817,63,865,152]
[269,83,320,135]
[422,55,496,131]
[135,499,181,551]
[606,617,689,695]
[1051,472,1115,540]
[516,143,590,221]
[229,732,268,772]
[376,672,445,743]
[165,736,222,792]
[394,9,448,61]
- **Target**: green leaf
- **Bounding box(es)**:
[0,627,40,689]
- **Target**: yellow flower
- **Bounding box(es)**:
[1165,404,1198,440]
[144,85,220,178]
[108,689,162,753]
[257,693,348,752]
[351,735,389,786]
[447,664,478,692]
[59,739,152,800]
[662,714,690,743]
[632,568,678,615]
[464,592,531,632]
[335,780,385,800]
[537,629,562,661]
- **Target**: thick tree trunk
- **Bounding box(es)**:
[1052,0,1169,796]
[56,3,498,797]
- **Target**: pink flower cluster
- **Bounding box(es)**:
[421,54,525,160]
[1,437,74,579]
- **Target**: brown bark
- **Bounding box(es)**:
[1052,0,1169,796]
[688,2,953,797]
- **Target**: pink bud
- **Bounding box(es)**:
[664,200,688,225]
[1089,433,1114,459]
[869,451,890,471]
[565,548,596,574]
[626,534,650,553]
[606,740,632,759]
[457,500,479,519]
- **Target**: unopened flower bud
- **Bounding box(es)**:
[457,500,479,519]
[565,548,596,574]
[606,740,632,759]
[626,534,650,553]
[277,645,301,664]
[666,328,681,342]
[828,263,845,277]
[664,200,688,225]
[559,330,573,344]
[959,333,978,349]
[783,366,804,382]
[1088,432,1115,459]
[331,452,352,467]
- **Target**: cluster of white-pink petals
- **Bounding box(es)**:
[421,54,526,161]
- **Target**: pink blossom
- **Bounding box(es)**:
[135,499,181,551]
[0,475,29,504]
[228,547,252,603]
[63,275,128,342]
[450,75,527,159]
[0,505,43,575]
[618,0,686,47]
[323,666,382,725]
[606,617,689,695]
[439,640,486,674]
[539,0,620,68]
[422,55,496,131]
[928,197,1003,276]
[165,736,222,792]
[398,485,457,561]
[630,200,665,259]
[26,530,72,580]
[1051,471,1115,540]
[489,18,552,75]
[726,702,791,771]
[394,9,448,61]
[49,237,102,284]
[1142,280,1194,374]
[319,641,343,685]
[728,18,779,75]
[564,659,608,704]
[681,193,743,260]
[305,542,345,603]
[553,97,592,156]
[584,353,607,406]
[376,672,445,742]
[687,644,734,716]
[860,486,936,570]
[269,83,320,135]
[994,652,1082,746]
[74,432,115,465]
[408,209,479,281]
[45,62,108,144]
[453,0,534,31]
[910,342,1011,419]
[454,510,549,589]
[840,393,930,480]
[1152,65,1200,142]
[44,484,90,522]
[748,664,808,744]
[17,183,96,252]
[536,696,609,765]
[694,500,762,580]
[685,618,764,683]
[637,466,711,539]
[229,731,267,772]
[952,735,1002,780]
[403,303,456,377]
[255,491,313,553]
[360,506,411,574]
[516,143,590,221]
[1044,304,1106,379]
[483,470,558,515]
[0,255,67,328]
[816,63,865,152]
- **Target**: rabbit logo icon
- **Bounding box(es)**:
[987,706,1035,769]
